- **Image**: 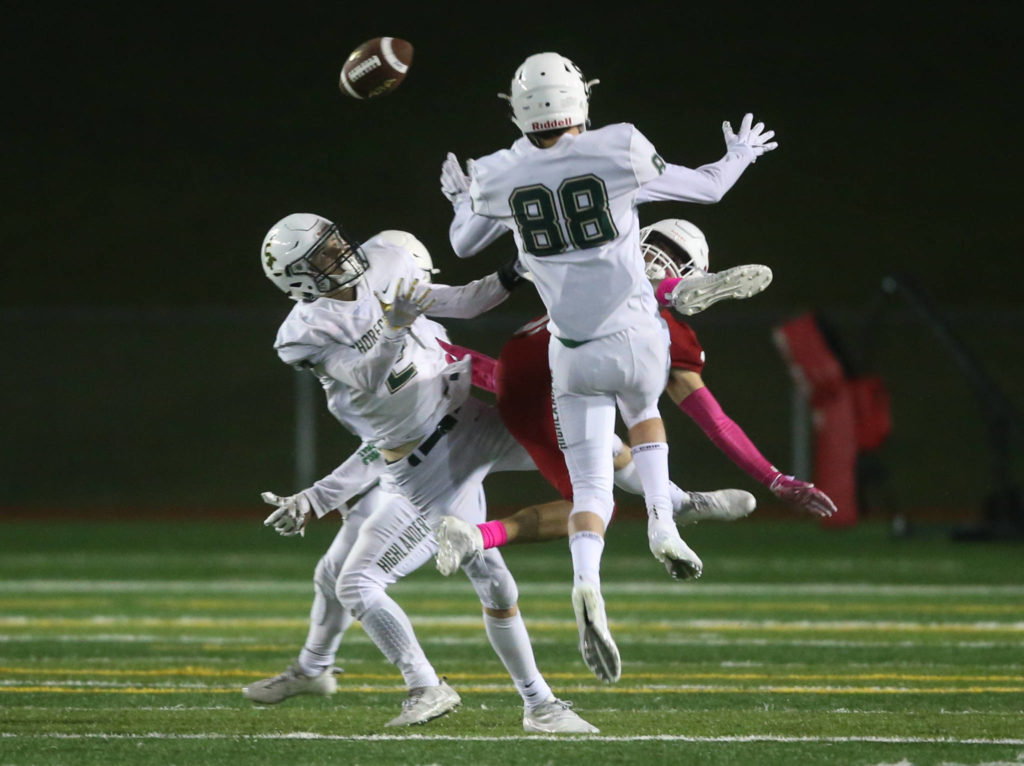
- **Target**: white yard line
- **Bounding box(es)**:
[1,580,1023,596]
[2,732,1023,744]
[3,615,1023,632]
[5,705,1021,716]
[2,633,1022,650]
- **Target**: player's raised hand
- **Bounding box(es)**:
[260,491,313,537]
[440,152,470,202]
[376,278,435,330]
[723,113,778,161]
[768,474,837,518]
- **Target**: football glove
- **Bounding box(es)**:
[376,278,436,330]
[768,473,837,518]
[440,152,470,202]
[722,113,778,161]
[496,257,532,291]
[260,491,313,537]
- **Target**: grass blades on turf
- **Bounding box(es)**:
[1,518,1022,766]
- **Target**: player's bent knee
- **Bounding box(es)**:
[463,549,519,610]
[570,492,615,527]
[336,569,387,620]
[313,556,339,597]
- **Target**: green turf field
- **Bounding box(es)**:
[1,517,1022,765]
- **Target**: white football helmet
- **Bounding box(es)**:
[640,219,710,281]
[500,52,599,135]
[262,213,368,301]
[376,230,440,282]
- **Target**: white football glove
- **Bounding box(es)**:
[722,113,778,161]
[376,278,436,330]
[260,491,313,537]
[440,152,470,202]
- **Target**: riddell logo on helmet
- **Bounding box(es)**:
[531,117,574,131]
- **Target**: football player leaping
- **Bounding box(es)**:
[434,218,837,573]
[441,51,778,683]
[245,217,596,733]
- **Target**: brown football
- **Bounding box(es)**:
[339,37,413,100]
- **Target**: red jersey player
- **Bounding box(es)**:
[435,219,836,575]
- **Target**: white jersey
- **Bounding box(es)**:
[457,122,756,342]
[273,233,509,449]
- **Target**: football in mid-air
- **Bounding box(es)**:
[339,37,413,100]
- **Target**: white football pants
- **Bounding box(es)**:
[378,395,536,610]
[300,483,441,690]
[548,318,670,526]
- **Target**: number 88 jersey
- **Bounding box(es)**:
[469,122,666,344]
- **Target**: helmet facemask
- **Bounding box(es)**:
[640,219,710,284]
[641,230,693,282]
[287,224,368,298]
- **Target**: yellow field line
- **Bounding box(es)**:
[2,599,1021,615]
[3,617,1022,634]
[3,685,1023,695]
[2,667,1022,683]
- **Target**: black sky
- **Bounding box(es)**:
[7,2,1023,310]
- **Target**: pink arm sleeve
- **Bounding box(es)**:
[678,386,779,486]
[436,340,499,393]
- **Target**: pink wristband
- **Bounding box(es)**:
[478,520,508,549]
[655,278,682,307]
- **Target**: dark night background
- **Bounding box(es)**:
[4,3,1022,519]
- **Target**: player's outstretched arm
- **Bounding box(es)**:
[668,370,835,518]
[441,152,507,257]
[259,442,388,536]
[426,257,529,320]
[637,113,778,205]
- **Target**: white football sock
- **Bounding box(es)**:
[630,442,673,530]
[484,612,553,709]
[569,530,605,586]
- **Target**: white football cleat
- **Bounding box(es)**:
[648,525,703,580]
[523,697,599,733]
[571,582,621,683]
[242,663,338,704]
[674,489,756,527]
[385,680,461,726]
[435,516,484,577]
[670,264,773,316]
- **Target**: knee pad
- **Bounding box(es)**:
[313,556,339,598]
[570,492,615,527]
[462,549,519,610]
[336,568,387,620]
[311,557,343,626]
